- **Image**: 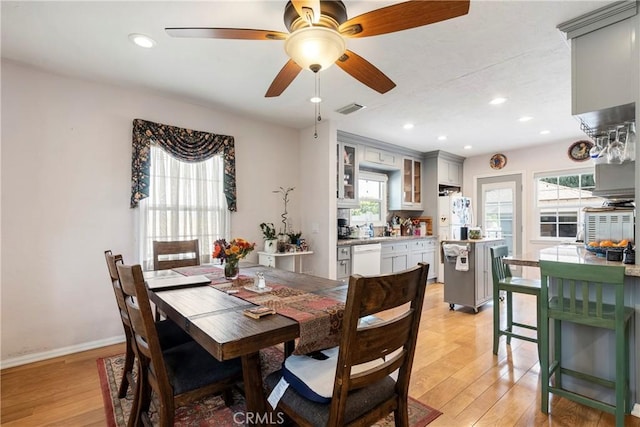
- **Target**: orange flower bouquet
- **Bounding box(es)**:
[213,238,255,279]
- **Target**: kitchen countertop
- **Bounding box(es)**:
[441,238,505,244]
[337,235,436,246]
[504,244,640,277]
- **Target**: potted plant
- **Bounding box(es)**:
[274,186,294,253]
[260,222,278,254]
[287,231,302,247]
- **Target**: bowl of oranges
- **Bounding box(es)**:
[585,239,629,257]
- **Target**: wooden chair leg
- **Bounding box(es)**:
[158,398,175,427]
[506,291,513,345]
[119,330,135,398]
[492,284,500,355]
[394,398,409,427]
[553,318,562,390]
[540,306,549,414]
[128,360,145,427]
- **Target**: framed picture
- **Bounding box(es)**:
[568,140,593,162]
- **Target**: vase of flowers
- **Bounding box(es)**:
[212,238,256,280]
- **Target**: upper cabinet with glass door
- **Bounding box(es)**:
[337,142,359,208]
[389,157,422,210]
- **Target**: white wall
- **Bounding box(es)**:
[298,120,337,278]
[0,60,300,366]
[462,137,598,278]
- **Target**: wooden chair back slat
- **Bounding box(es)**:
[153,239,200,271]
[351,312,412,365]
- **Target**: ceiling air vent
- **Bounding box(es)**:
[336,103,366,115]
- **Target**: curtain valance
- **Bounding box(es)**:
[130,118,237,211]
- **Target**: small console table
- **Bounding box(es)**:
[257,251,314,273]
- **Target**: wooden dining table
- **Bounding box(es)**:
[146,262,348,422]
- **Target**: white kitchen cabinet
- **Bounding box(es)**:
[361,145,401,169]
[336,246,351,282]
[381,241,409,274]
[559,4,638,116]
[337,141,359,208]
[437,157,463,187]
[389,157,423,211]
[408,238,437,280]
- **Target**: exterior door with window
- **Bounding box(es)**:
[477,174,522,261]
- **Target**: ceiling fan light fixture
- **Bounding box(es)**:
[310,96,322,103]
[285,27,345,71]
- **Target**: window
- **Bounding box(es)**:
[350,171,388,226]
[138,146,229,269]
[535,169,602,239]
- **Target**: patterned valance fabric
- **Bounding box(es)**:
[130,118,237,211]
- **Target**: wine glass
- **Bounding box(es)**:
[607,126,625,165]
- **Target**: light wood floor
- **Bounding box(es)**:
[1,282,638,426]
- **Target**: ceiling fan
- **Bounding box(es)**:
[166,0,470,98]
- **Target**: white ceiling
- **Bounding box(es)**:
[1,0,615,157]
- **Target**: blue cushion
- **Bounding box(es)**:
[282,346,392,404]
[162,341,242,395]
[265,369,397,427]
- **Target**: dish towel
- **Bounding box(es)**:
[442,244,470,272]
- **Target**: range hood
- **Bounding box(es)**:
[575,102,635,138]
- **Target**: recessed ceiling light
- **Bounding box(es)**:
[540,130,551,135]
[403,123,414,130]
[489,97,507,105]
[128,33,156,48]
[310,96,322,103]
[464,145,472,150]
[437,135,447,141]
[518,116,533,122]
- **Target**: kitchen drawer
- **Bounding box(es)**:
[409,240,428,251]
[337,246,351,261]
[381,242,410,255]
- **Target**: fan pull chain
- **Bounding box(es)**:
[314,71,321,139]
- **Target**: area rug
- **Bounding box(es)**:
[98,347,442,426]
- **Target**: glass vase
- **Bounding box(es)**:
[224,259,239,280]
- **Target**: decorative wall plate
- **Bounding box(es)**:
[489,153,507,170]
[568,140,593,162]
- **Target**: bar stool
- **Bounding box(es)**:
[539,261,633,427]
[490,246,541,357]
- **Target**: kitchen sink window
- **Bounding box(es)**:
[535,169,602,239]
[350,171,388,226]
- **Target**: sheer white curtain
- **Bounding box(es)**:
[138,146,229,270]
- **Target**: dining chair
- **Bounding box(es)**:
[539,260,634,427]
[152,239,200,271]
[103,250,193,399]
[116,262,243,427]
[490,246,541,358]
[265,262,429,427]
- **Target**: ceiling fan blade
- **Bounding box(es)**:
[335,50,396,94]
[166,27,288,41]
[265,59,303,97]
[339,0,470,38]
[291,0,321,24]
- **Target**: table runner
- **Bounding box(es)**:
[172,265,345,355]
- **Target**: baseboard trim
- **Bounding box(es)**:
[0,335,125,370]
[632,403,640,419]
